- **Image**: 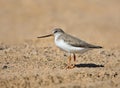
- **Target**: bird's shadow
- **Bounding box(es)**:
[75,63,104,68]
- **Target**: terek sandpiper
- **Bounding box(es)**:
[37,28,102,69]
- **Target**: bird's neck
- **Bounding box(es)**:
[54,33,62,41]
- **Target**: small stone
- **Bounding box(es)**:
[2,65,8,69]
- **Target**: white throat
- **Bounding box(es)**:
[54,33,62,41]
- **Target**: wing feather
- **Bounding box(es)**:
[58,33,102,48]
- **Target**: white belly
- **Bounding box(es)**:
[55,39,90,53]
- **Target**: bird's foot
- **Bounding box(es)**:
[65,64,75,69]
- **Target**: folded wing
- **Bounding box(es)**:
[60,33,102,48]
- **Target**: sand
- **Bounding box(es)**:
[0,0,120,88]
[0,40,120,88]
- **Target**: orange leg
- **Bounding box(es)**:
[66,54,76,69]
[73,53,76,67]
[68,55,71,66]
[66,55,71,69]
[70,53,76,68]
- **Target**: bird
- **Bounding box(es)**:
[37,28,102,69]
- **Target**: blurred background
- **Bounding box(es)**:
[0,0,120,48]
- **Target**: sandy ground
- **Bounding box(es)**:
[0,0,120,88]
[0,40,120,88]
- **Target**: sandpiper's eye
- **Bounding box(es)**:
[54,30,57,34]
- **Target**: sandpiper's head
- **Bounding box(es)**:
[52,28,64,35]
[37,28,64,38]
